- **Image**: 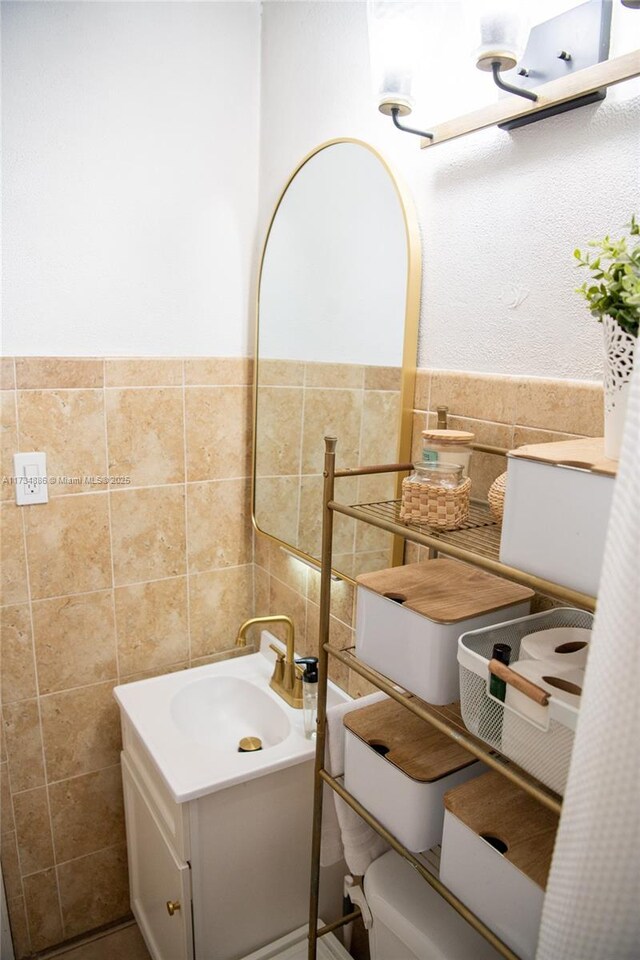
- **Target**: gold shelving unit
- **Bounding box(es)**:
[331,497,596,613]
[307,437,597,960]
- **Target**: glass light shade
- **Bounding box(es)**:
[367,1,423,112]
[475,3,528,69]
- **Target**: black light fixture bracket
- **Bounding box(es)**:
[390,107,434,141]
[491,60,538,102]
[498,0,612,130]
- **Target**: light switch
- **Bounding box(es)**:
[13,452,49,505]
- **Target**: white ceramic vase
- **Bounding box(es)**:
[602,315,636,460]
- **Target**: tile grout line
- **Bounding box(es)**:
[10,377,39,953]
[5,476,263,503]
[11,760,123,798]
[1,563,255,614]
[49,838,127,875]
[354,375,368,558]
[13,378,64,945]
[34,917,137,960]
[103,366,121,700]
[295,365,309,625]
[181,360,193,668]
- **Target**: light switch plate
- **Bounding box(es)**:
[13,452,48,505]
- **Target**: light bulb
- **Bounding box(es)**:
[367,1,422,114]
[475,3,528,72]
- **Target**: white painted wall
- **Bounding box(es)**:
[259,1,640,380]
[2,1,260,357]
[3,1,638,372]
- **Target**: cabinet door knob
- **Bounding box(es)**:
[166,900,181,917]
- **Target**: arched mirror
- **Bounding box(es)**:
[253,139,421,579]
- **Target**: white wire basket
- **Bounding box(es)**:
[457,608,594,795]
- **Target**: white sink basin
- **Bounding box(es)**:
[114,633,350,803]
[170,675,290,750]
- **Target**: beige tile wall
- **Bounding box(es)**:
[1,358,605,956]
[0,357,254,957]
[254,366,604,688]
[254,359,401,577]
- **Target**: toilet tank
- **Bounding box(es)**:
[364,851,501,960]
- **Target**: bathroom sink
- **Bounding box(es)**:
[170,675,290,750]
[114,633,350,803]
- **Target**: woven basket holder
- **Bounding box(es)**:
[487,471,507,522]
[399,475,471,530]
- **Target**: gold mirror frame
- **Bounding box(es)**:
[252,138,421,581]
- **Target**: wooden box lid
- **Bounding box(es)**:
[343,697,476,783]
[444,771,559,890]
[356,560,533,624]
[509,437,617,478]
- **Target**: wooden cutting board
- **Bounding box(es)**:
[444,771,559,889]
[356,559,533,624]
[343,696,477,783]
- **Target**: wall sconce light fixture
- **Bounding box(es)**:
[476,6,537,103]
[367,1,436,140]
[371,0,616,140]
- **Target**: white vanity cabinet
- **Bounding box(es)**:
[119,715,343,960]
[122,753,194,960]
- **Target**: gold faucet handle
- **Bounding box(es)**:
[292,671,303,703]
[269,644,285,684]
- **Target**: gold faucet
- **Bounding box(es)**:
[235,615,303,709]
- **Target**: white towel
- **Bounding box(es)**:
[321,692,390,875]
[536,358,640,959]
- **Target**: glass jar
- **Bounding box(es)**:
[410,461,464,488]
[422,429,475,477]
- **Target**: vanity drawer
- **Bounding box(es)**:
[121,717,190,862]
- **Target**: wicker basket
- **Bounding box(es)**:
[400,476,471,529]
[488,471,507,521]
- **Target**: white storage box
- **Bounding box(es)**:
[500,437,616,597]
[343,697,482,853]
[457,607,593,795]
[355,560,533,705]
[440,772,559,960]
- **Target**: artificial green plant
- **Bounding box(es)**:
[574,215,640,339]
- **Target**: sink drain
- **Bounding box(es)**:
[238,736,263,753]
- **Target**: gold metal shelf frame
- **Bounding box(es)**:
[308,437,596,960]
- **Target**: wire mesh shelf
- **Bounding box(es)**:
[351,499,502,560]
[330,495,595,611]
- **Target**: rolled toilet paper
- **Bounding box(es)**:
[519,627,591,670]
[504,659,584,728]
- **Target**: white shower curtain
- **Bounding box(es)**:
[536,360,640,959]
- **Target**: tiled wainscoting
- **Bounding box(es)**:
[253,366,604,696]
[255,359,401,576]
[1,357,604,957]
[0,357,254,956]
